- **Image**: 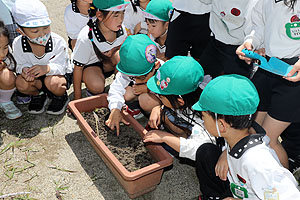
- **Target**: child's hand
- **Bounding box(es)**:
[143,130,166,143]
[105,108,129,136]
[0,61,6,71]
[22,67,35,82]
[27,65,50,78]
[254,48,266,57]
[148,105,162,129]
[132,84,147,95]
[236,42,253,65]
[215,150,228,181]
[284,57,300,82]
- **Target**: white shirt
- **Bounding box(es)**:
[172,0,211,15]
[12,32,73,75]
[72,23,127,67]
[107,59,163,111]
[124,3,148,35]
[149,34,166,54]
[179,118,216,161]
[64,3,89,40]
[245,0,300,58]
[227,134,300,200]
[209,0,258,45]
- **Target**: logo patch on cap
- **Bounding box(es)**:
[145,44,157,64]
[168,9,173,19]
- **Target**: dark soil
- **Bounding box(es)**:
[82,108,154,172]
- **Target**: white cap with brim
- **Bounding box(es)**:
[142,11,162,21]
[12,0,51,28]
[103,3,129,11]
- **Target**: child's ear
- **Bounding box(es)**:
[177,97,185,106]
[218,119,228,133]
[164,21,169,29]
[96,10,104,21]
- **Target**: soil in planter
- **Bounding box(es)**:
[82,108,154,172]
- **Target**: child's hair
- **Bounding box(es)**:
[130,0,139,13]
[0,21,16,69]
[87,4,112,62]
[164,87,202,111]
[206,111,257,130]
[284,0,297,9]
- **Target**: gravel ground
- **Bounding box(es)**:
[0,0,200,199]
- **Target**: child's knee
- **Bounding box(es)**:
[0,69,16,88]
[44,76,67,95]
[138,93,160,112]
[124,86,136,102]
[86,81,104,94]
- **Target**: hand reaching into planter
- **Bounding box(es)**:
[143,130,180,152]
[148,105,162,129]
[105,109,129,136]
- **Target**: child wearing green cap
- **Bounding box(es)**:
[144,56,215,160]
[106,34,163,136]
[143,0,173,61]
[192,74,300,200]
[72,0,128,100]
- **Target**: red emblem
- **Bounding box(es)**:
[231,8,241,16]
[220,11,226,17]
[291,15,300,22]
[237,174,246,184]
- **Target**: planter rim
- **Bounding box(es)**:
[68,94,173,181]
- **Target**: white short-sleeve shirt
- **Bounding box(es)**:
[209,0,258,45]
[72,21,127,67]
[64,3,89,40]
[12,32,73,75]
[227,134,300,199]
[124,2,148,34]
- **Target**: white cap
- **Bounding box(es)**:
[12,0,51,28]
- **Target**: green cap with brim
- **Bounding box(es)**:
[147,56,204,95]
[116,34,157,76]
[93,0,129,11]
[192,74,260,116]
[143,0,173,21]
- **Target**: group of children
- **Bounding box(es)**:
[1,0,300,199]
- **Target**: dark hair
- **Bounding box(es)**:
[206,111,257,130]
[146,18,159,24]
[284,0,297,9]
[130,0,139,13]
[87,4,111,62]
[163,87,202,111]
[0,21,16,69]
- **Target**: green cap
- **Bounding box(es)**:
[192,74,260,115]
[116,34,157,76]
[93,0,129,11]
[147,56,204,95]
[143,0,173,21]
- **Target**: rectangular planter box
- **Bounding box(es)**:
[68,94,173,199]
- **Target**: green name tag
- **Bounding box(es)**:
[230,183,249,199]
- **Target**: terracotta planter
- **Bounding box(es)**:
[68,94,173,198]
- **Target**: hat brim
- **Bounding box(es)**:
[116,61,154,76]
[19,18,51,28]
[147,76,163,94]
[103,2,129,11]
[192,101,207,112]
[142,11,164,21]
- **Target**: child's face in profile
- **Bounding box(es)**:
[146,20,168,38]
[22,26,51,40]
[201,111,218,137]
[0,34,9,61]
[99,11,125,32]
